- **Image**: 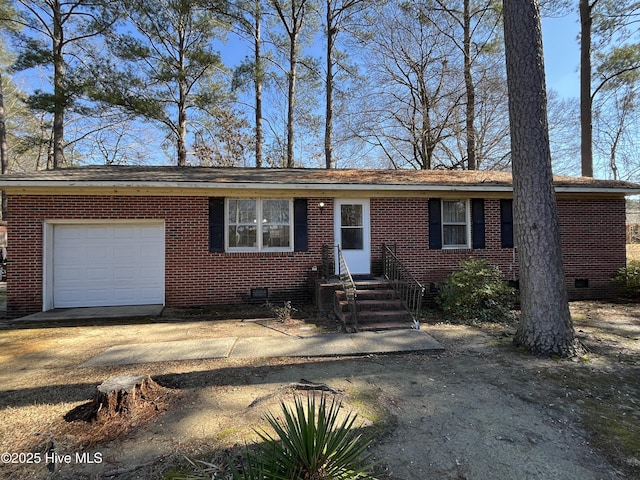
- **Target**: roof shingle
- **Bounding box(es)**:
[0,166,638,192]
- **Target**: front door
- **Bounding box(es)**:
[334,199,371,275]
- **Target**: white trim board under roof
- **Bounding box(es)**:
[0,166,638,196]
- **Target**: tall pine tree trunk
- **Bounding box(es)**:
[177,83,188,167]
[463,0,476,170]
[325,0,334,169]
[580,0,593,177]
[52,0,65,169]
[0,73,7,220]
[503,0,580,357]
[254,1,263,168]
[286,33,297,168]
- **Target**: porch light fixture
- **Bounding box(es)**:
[319,202,325,211]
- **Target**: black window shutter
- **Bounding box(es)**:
[294,198,308,252]
[500,199,514,248]
[428,198,442,249]
[471,199,486,249]
[209,198,225,252]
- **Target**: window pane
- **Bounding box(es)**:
[263,226,290,248]
[443,200,466,223]
[229,225,257,248]
[341,205,363,227]
[228,199,257,224]
[227,199,293,251]
[443,225,466,246]
[262,200,289,224]
[342,228,364,249]
[228,200,237,222]
[228,199,258,249]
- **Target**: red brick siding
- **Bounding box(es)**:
[557,198,626,299]
[5,194,626,317]
[371,197,625,301]
[7,199,43,317]
[6,195,334,317]
[370,198,520,297]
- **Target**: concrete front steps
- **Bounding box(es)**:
[334,279,414,332]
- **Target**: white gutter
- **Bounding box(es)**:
[0,180,512,190]
[0,180,639,195]
[554,186,640,194]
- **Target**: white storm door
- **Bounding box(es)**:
[334,199,371,275]
[52,223,165,308]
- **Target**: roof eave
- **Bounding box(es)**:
[0,180,513,191]
[554,186,640,195]
[0,180,638,195]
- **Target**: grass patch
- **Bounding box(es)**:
[346,390,395,435]
[539,366,640,477]
[581,398,640,473]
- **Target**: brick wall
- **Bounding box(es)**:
[370,197,519,301]
[5,194,626,317]
[6,195,334,317]
[558,198,626,299]
[371,197,625,301]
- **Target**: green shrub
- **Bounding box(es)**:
[613,260,640,298]
[435,258,517,324]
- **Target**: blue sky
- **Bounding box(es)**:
[542,12,581,99]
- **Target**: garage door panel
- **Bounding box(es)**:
[86,267,110,281]
[88,245,113,256]
[113,228,136,239]
[56,226,84,239]
[55,288,82,305]
[140,264,163,277]
[113,288,137,303]
[138,244,164,258]
[58,245,85,261]
[118,249,137,261]
[86,226,114,239]
[56,266,83,281]
[53,224,165,308]
[86,288,112,303]
[113,266,136,281]
[138,284,162,297]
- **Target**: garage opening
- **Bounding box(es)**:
[44,222,165,310]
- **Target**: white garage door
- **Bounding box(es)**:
[53,224,165,308]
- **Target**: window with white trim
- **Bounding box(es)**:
[226,199,293,251]
[442,199,470,248]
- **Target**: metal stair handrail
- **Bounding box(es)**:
[382,243,425,329]
[337,245,358,330]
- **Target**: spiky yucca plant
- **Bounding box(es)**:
[246,394,377,480]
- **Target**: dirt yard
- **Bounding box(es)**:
[0,302,638,480]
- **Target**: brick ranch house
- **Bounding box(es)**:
[0,166,638,320]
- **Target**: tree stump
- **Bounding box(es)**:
[64,374,167,423]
